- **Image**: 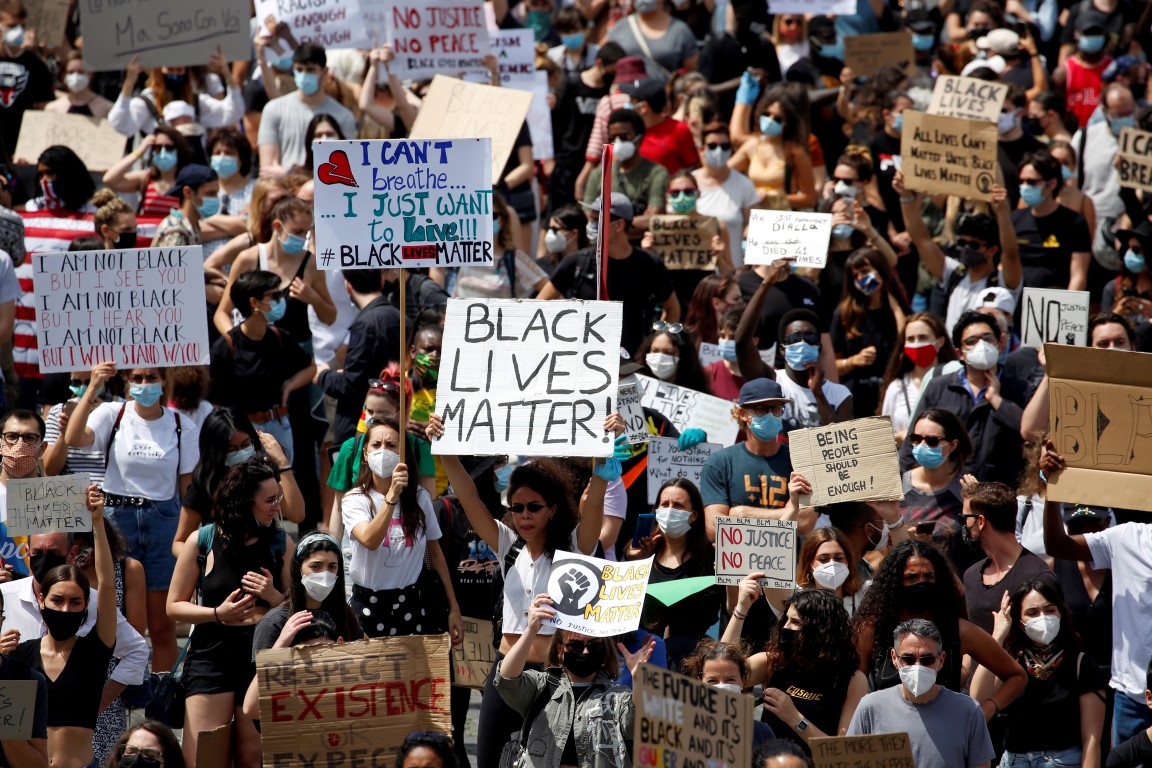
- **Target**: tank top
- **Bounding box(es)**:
[1064,56,1111,128]
[748,146,787,193]
[138,178,180,218]
[201,529,283,610]
[761,664,852,749]
[257,243,313,342]
[67,103,94,116]
[1055,558,1112,671]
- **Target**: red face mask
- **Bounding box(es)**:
[904,342,939,369]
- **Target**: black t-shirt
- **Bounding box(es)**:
[761,664,852,752]
[1060,0,1136,46]
[867,131,905,232]
[736,270,823,357]
[1011,205,1091,289]
[962,549,1059,634]
[1109,730,1152,768]
[0,654,48,768]
[0,52,55,160]
[554,77,608,164]
[1000,62,1035,92]
[499,123,533,196]
[830,304,898,417]
[697,33,782,122]
[435,496,501,616]
[208,326,314,414]
[1004,650,1105,753]
[642,554,721,640]
[1055,558,1112,672]
[548,246,674,353]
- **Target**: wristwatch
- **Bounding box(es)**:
[795,717,809,733]
[886,516,907,531]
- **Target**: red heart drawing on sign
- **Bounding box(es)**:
[317,150,358,188]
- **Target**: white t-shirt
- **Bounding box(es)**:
[87,402,200,499]
[342,486,441,592]
[880,363,964,437]
[941,257,1022,335]
[1084,523,1152,697]
[694,169,760,268]
[177,401,215,430]
[774,369,853,432]
[498,520,581,636]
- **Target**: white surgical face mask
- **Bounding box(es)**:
[301,571,337,602]
[1023,614,1060,646]
[712,683,742,694]
[833,180,857,199]
[898,662,937,697]
[811,561,850,590]
[655,507,693,538]
[544,229,568,253]
[366,449,401,479]
[964,339,1000,371]
[613,137,637,162]
[646,352,678,380]
[224,444,256,467]
[703,146,732,168]
[64,72,90,94]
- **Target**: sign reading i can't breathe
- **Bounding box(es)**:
[544,551,653,637]
[433,298,623,457]
[312,139,494,270]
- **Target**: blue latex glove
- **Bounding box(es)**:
[594,457,623,482]
[678,428,707,450]
[735,71,760,106]
[613,434,632,461]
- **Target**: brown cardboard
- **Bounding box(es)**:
[789,417,904,506]
[632,663,753,768]
[24,0,71,49]
[0,681,37,739]
[844,32,915,74]
[410,75,534,181]
[927,76,1009,123]
[256,635,452,768]
[901,111,998,201]
[1117,127,1152,194]
[451,618,495,690]
[195,725,232,768]
[648,215,718,271]
[810,733,915,768]
[1045,344,1152,511]
[14,113,130,171]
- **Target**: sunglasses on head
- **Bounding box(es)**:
[368,378,401,393]
[909,433,945,448]
[652,321,683,335]
[563,639,606,654]
[509,501,548,514]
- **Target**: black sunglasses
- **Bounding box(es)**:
[955,238,986,250]
[704,142,731,151]
[368,379,401,393]
[898,654,938,666]
[908,433,944,448]
[509,502,548,514]
[563,639,606,654]
[69,378,92,387]
[783,332,820,346]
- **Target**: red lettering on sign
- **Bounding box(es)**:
[402,245,439,260]
[299,689,326,720]
[271,691,292,722]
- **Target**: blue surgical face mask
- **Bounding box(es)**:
[832,223,855,240]
[819,39,845,61]
[152,147,178,172]
[561,32,585,49]
[196,195,221,217]
[493,219,502,235]
[1125,249,1146,273]
[718,338,738,362]
[855,271,881,295]
[1077,34,1105,54]
[912,442,946,469]
[760,115,784,138]
[1109,115,1136,135]
[911,33,935,52]
[1019,183,1046,208]
[892,112,904,133]
[294,70,322,96]
[210,154,239,179]
[494,464,513,492]
[225,444,256,467]
[264,297,287,323]
[784,341,820,371]
[749,413,783,441]
[68,383,87,398]
[281,231,307,254]
[1061,165,1074,181]
[130,382,163,407]
[273,52,295,71]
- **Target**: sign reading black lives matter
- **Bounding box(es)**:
[433,299,623,457]
[312,139,493,270]
[544,550,653,637]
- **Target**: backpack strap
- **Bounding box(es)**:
[503,249,517,297]
[103,403,128,470]
[503,537,525,577]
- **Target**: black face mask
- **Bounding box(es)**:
[1022,117,1043,136]
[956,245,987,268]
[30,551,67,584]
[162,74,186,89]
[119,754,163,768]
[563,644,606,678]
[41,606,86,641]
[113,231,138,249]
[903,582,937,614]
[777,626,799,649]
[960,520,981,550]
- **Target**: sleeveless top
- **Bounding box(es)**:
[257,243,313,342]
[13,631,113,729]
[138,178,180,218]
[201,529,283,610]
[1064,56,1110,127]
[761,663,853,750]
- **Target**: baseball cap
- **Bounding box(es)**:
[961,56,1005,76]
[737,378,791,406]
[164,164,217,199]
[581,192,634,223]
[968,286,1017,315]
[619,348,642,376]
[619,78,664,105]
[1076,18,1106,34]
[614,56,648,82]
[1103,55,1142,82]
[979,29,1021,56]
[1062,503,1110,524]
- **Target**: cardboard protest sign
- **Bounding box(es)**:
[386,0,489,81]
[618,374,649,445]
[1118,127,1152,193]
[255,0,380,51]
[810,733,915,768]
[15,112,127,171]
[633,663,753,768]
[745,210,834,269]
[714,517,797,588]
[433,298,623,457]
[928,75,1009,123]
[768,0,855,14]
[900,111,997,202]
[410,75,534,180]
[0,681,37,739]
[312,139,494,271]
[646,436,721,504]
[5,475,90,537]
[525,71,555,162]
[256,635,451,767]
[80,0,248,71]
[452,618,496,690]
[545,551,652,637]
[844,32,915,75]
[25,0,71,49]
[1021,289,1089,348]
[635,375,739,446]
[196,726,232,768]
[788,417,904,506]
[32,247,210,374]
[1046,344,1152,511]
[648,215,718,271]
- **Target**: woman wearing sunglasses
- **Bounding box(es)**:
[425,412,619,768]
[633,320,712,395]
[105,720,185,768]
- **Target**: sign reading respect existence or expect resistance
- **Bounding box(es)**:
[312,139,494,270]
[745,210,834,269]
[4,476,90,537]
[32,247,210,374]
[714,517,797,588]
[433,298,623,457]
[900,110,998,202]
[81,0,249,71]
[544,551,653,637]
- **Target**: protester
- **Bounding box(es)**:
[899,409,973,569]
[681,639,777,749]
[104,721,186,768]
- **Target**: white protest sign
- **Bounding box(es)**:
[255,0,381,51]
[715,517,797,588]
[618,374,649,445]
[5,476,90,537]
[927,75,1009,123]
[525,71,555,162]
[433,298,623,457]
[789,417,905,506]
[745,210,834,269]
[81,0,248,71]
[1021,288,1090,348]
[490,29,535,84]
[646,437,721,504]
[635,375,739,446]
[768,0,856,13]
[32,247,210,374]
[699,342,724,368]
[386,0,489,81]
[545,551,652,637]
[312,139,493,271]
[15,113,128,172]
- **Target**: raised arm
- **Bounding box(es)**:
[1040,442,1093,561]
[65,363,114,448]
[894,171,946,281]
[425,414,500,550]
[90,487,117,648]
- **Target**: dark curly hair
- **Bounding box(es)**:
[213,458,282,558]
[507,459,580,557]
[763,588,858,679]
[853,540,963,669]
[1004,579,1081,659]
[680,638,750,681]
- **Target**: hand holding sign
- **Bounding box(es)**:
[733,571,767,617]
[526,594,557,635]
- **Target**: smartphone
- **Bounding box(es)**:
[63,399,79,417]
[632,513,656,546]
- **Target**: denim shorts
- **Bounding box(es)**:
[105,496,181,591]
